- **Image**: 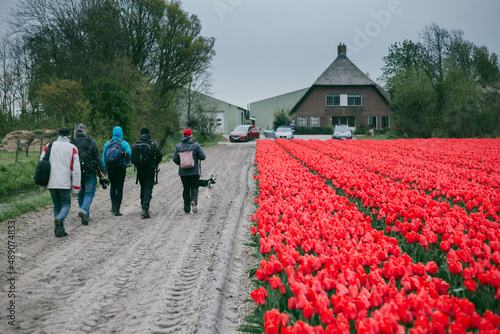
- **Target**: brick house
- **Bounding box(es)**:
[291,44,391,130]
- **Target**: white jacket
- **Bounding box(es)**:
[40,136,81,191]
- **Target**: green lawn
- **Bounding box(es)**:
[354,134,391,140]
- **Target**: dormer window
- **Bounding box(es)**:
[348,94,362,106]
[326,94,340,106]
[326,94,361,106]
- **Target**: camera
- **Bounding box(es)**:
[99,177,110,189]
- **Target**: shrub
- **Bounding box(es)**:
[293,126,333,135]
[354,124,369,135]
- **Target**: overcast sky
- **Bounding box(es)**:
[2,0,500,108]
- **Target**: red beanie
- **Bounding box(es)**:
[183,129,192,137]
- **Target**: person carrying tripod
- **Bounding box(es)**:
[131,127,163,219]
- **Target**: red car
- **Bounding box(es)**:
[229,125,260,142]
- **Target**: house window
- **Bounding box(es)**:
[382,116,390,128]
[332,116,356,127]
[334,95,340,105]
[310,116,319,127]
[326,95,333,106]
[347,94,362,106]
[298,116,306,127]
[368,116,377,128]
[326,94,340,106]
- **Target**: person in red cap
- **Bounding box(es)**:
[173,129,206,213]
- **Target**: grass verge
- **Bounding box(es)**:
[0,188,52,223]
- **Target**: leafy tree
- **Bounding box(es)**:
[419,23,452,82]
[380,40,424,86]
[383,23,500,138]
[390,68,437,138]
[442,63,483,138]
[191,103,219,138]
[151,1,215,100]
[273,109,292,130]
[36,78,90,127]
[3,0,215,139]
[479,88,500,137]
[84,78,133,139]
[120,0,165,73]
[473,46,500,87]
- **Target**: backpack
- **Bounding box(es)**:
[34,142,53,186]
[72,137,94,178]
[105,140,124,169]
[178,143,195,169]
[132,140,153,168]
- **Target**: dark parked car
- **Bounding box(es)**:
[332,125,352,140]
[229,125,260,142]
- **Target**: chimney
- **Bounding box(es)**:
[338,43,346,56]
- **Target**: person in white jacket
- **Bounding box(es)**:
[40,127,81,237]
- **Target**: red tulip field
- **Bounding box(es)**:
[244,138,500,334]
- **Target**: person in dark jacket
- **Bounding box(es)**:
[72,123,106,225]
[131,127,163,219]
[102,126,131,216]
[173,129,206,214]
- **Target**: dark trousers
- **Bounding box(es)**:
[138,168,155,213]
[108,166,126,208]
[180,175,200,213]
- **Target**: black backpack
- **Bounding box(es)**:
[72,137,94,178]
[104,140,124,169]
[132,140,153,168]
[34,142,53,186]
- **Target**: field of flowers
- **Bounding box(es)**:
[242,138,500,334]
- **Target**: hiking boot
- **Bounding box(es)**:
[60,232,68,237]
[54,219,63,237]
[114,203,123,216]
[190,201,197,213]
[141,211,150,219]
[78,210,89,225]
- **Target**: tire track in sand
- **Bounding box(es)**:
[0,142,257,334]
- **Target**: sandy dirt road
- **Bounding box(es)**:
[0,141,258,334]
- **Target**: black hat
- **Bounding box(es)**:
[58,127,71,137]
[140,127,150,135]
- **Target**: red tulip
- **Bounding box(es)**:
[250,286,268,305]
[449,262,463,275]
[303,302,315,319]
[425,261,439,275]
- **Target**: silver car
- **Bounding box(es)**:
[274,126,294,139]
[332,125,352,140]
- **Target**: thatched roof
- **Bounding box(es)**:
[313,55,390,101]
[291,51,390,113]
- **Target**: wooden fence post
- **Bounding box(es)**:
[15,139,20,163]
[39,137,44,156]
[15,140,30,163]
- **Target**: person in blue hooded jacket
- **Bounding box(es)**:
[102,126,131,216]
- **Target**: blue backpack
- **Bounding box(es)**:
[105,140,124,169]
